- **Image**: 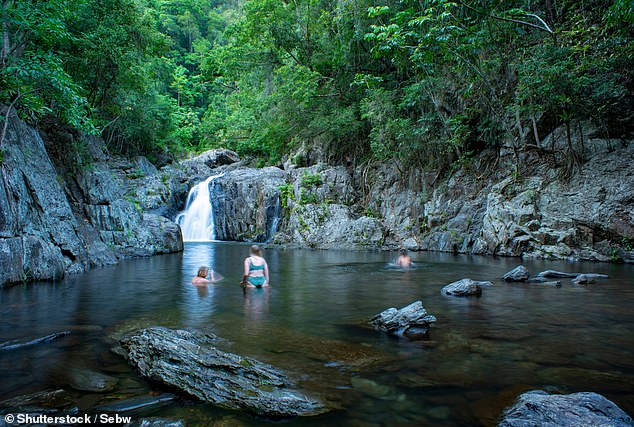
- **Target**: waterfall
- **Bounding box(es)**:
[266,196,282,242]
[176,174,222,242]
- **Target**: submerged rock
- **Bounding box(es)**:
[52,366,118,393]
[119,327,326,418]
[441,278,491,296]
[502,265,530,282]
[369,301,436,339]
[498,390,633,427]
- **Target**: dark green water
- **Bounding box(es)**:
[1,242,633,426]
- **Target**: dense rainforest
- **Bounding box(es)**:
[1,0,633,175]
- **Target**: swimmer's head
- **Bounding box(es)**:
[197,266,209,277]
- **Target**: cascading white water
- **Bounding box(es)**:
[176,174,222,242]
[266,196,282,242]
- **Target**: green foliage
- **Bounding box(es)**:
[300,172,323,188]
[299,189,318,204]
[278,183,295,209]
[0,0,95,132]
[1,0,631,172]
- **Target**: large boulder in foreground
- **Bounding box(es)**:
[369,301,436,339]
[498,390,633,427]
[119,327,326,418]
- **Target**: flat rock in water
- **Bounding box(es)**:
[502,265,530,282]
[536,270,580,278]
[441,278,491,296]
[498,390,633,427]
[369,301,436,339]
[119,327,326,419]
[572,273,609,285]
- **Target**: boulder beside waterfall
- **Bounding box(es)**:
[211,167,287,242]
[119,327,326,418]
[369,301,436,339]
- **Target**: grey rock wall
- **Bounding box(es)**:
[0,107,183,287]
[359,140,634,262]
[211,167,286,242]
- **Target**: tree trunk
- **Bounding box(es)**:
[531,114,541,147]
[1,0,12,69]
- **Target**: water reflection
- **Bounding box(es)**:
[242,287,270,335]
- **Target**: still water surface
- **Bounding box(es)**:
[1,242,633,426]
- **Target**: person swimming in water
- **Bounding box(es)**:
[191,266,223,285]
[395,249,412,268]
[240,245,269,288]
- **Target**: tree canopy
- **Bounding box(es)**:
[1,0,632,169]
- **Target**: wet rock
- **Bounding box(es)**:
[572,273,609,285]
[96,394,177,413]
[441,278,491,296]
[0,331,71,351]
[369,301,436,339]
[498,390,633,427]
[119,327,326,418]
[502,265,530,282]
[536,270,581,278]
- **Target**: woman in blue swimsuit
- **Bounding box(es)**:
[240,245,269,288]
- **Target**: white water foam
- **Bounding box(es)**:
[176,174,222,242]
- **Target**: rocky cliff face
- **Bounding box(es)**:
[169,136,632,262]
[0,108,183,287]
[358,136,634,262]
